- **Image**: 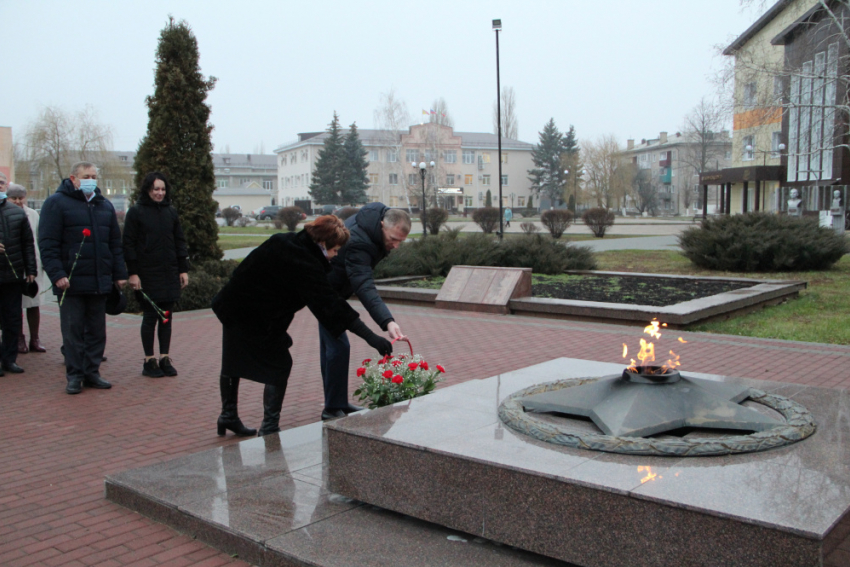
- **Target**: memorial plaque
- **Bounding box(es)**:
[436,266,532,314]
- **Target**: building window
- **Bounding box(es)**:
[464,174,473,185]
[771,132,783,158]
[301,150,308,162]
[482,175,491,185]
[369,150,380,162]
[501,175,508,185]
[773,76,784,102]
[408,173,417,186]
[106,179,113,190]
[518,196,525,207]
[462,150,475,164]
[428,173,436,185]
[119,155,128,162]
[424,150,435,162]
[443,150,457,163]
[240,178,251,186]
[446,174,455,185]
[387,150,398,163]
[480,153,491,164]
[406,149,419,163]
[742,135,754,161]
[465,196,473,206]
[389,196,399,207]
[218,179,228,188]
[389,173,398,185]
[223,157,231,164]
[263,180,273,190]
[501,153,508,164]
[743,82,757,109]
[369,173,379,185]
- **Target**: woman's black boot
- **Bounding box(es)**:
[258,383,286,436]
[217,374,257,436]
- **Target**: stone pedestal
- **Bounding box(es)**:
[436,265,532,314]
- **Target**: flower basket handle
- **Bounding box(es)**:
[392,337,413,356]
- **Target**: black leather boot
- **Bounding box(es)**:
[217,374,257,436]
[257,383,286,436]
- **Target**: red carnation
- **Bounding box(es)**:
[419,361,429,370]
[382,370,393,379]
[164,310,171,318]
[391,360,402,367]
[391,375,403,384]
[408,362,418,371]
[362,358,372,366]
[356,367,366,377]
[82,228,91,237]
[380,355,390,364]
[163,319,169,324]
[436,365,446,373]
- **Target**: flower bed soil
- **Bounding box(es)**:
[400,275,754,307]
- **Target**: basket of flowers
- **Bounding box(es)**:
[354,338,446,409]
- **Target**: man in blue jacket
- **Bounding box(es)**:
[320,203,410,420]
[39,162,127,395]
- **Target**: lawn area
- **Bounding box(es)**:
[595,249,850,345]
[219,225,287,235]
[218,235,272,250]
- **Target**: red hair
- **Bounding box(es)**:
[304,215,350,248]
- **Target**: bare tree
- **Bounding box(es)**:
[679,97,729,212]
[493,86,518,139]
[630,165,660,215]
[18,105,122,198]
[429,97,454,127]
[582,134,630,209]
[373,88,413,211]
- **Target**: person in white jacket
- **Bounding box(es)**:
[7,184,48,353]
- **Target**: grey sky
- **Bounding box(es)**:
[1,0,760,154]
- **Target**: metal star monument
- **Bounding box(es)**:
[521,368,783,438]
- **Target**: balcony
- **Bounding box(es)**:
[658,159,671,168]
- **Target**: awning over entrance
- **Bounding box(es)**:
[699,165,785,185]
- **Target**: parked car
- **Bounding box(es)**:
[319,204,341,215]
[254,206,281,221]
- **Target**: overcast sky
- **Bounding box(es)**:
[1,0,762,155]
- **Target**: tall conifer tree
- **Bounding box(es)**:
[309,112,346,205]
[528,118,568,206]
[133,18,221,262]
[342,122,369,204]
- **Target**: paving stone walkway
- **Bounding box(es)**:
[2,300,849,566]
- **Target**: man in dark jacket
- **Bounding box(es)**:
[0,178,37,375]
[39,162,128,395]
[320,202,410,420]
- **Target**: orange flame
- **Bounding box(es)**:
[622,344,628,358]
[637,338,655,366]
[638,466,660,483]
[678,337,688,343]
[644,319,662,339]
[663,350,681,371]
[621,320,690,373]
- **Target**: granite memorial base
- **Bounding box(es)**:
[326,358,850,567]
[435,265,532,314]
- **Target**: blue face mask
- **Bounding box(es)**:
[79,179,97,195]
[0,193,6,200]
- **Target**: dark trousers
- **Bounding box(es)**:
[59,294,107,380]
[318,323,350,410]
[141,300,174,357]
[0,282,22,366]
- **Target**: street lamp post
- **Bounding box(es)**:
[493,18,503,240]
[414,161,435,237]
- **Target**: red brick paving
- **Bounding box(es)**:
[2,301,850,566]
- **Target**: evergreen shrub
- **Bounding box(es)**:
[582,208,615,237]
[540,209,574,238]
[679,213,848,272]
[374,231,595,278]
[221,207,241,226]
[277,206,304,231]
[422,207,449,234]
[472,206,500,233]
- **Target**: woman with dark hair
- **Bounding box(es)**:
[122,172,189,378]
[212,215,392,437]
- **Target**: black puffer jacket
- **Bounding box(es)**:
[0,200,37,284]
[39,179,128,295]
[122,193,189,303]
[327,202,394,330]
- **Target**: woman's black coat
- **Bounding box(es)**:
[122,193,189,303]
[0,200,37,284]
[211,230,360,384]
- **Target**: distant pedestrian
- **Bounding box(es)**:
[39,161,127,395]
[0,180,37,375]
[6,184,48,353]
[505,207,512,227]
[122,172,189,378]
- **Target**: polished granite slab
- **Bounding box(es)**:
[326,358,850,567]
[106,417,577,566]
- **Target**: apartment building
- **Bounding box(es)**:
[622,131,732,215]
[274,122,536,212]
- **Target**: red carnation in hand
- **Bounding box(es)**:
[408,362,419,371]
[391,375,404,384]
[382,370,393,379]
[164,310,171,318]
[163,319,169,324]
[380,355,390,364]
[436,365,446,373]
[362,358,372,366]
[419,361,429,370]
[82,228,91,237]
